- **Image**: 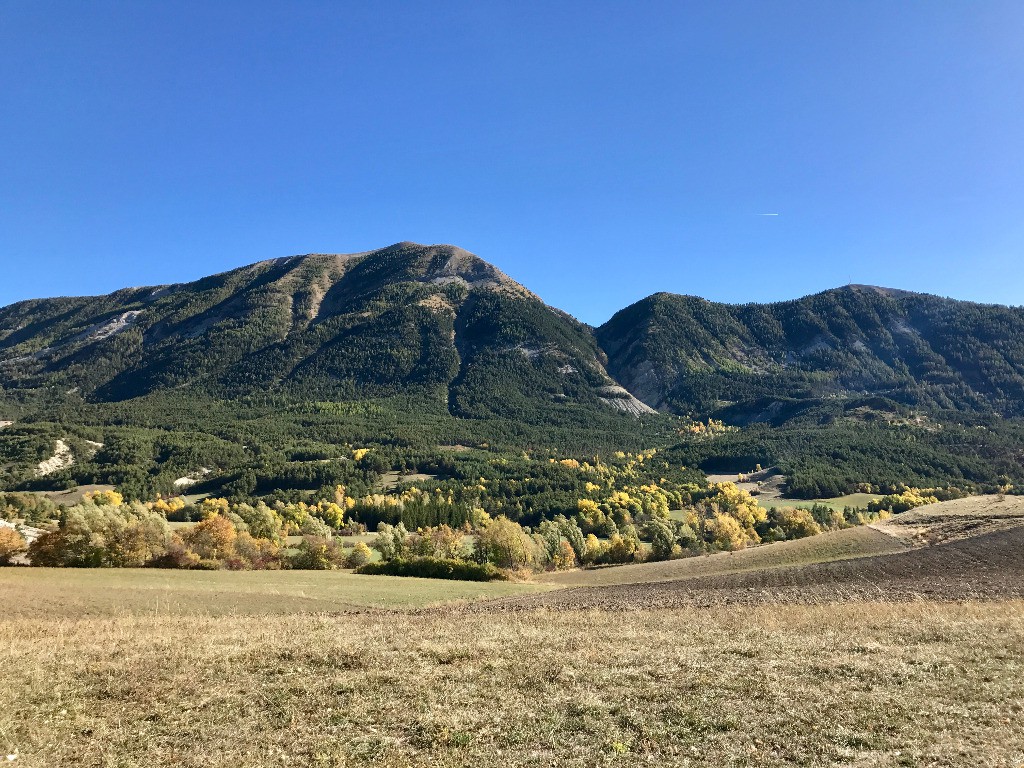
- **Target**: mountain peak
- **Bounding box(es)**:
[839,284,919,298]
[350,242,536,299]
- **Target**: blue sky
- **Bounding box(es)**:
[2,1,1022,324]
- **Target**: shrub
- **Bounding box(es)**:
[356,557,505,581]
[581,533,606,565]
[705,513,747,551]
[179,514,236,561]
[146,536,201,569]
[476,516,542,569]
[550,539,576,570]
[769,507,822,540]
[372,522,409,561]
[288,535,348,570]
[345,541,373,568]
[646,519,676,561]
[233,531,282,569]
[601,531,642,564]
[868,489,938,515]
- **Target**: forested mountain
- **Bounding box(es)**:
[2,244,1023,501]
[0,242,650,421]
[598,286,1024,422]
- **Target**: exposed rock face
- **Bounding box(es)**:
[597,385,658,416]
[37,439,73,476]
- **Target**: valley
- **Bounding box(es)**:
[2,244,1024,766]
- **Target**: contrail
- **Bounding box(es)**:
[757,213,780,216]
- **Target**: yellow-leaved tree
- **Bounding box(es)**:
[704,513,747,551]
[0,526,27,565]
[477,516,541,570]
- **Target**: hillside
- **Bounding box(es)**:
[0,242,651,422]
[597,286,1024,422]
[486,495,1024,609]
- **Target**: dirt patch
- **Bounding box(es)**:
[707,466,787,502]
[874,494,1024,546]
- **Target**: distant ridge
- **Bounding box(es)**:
[597,284,1024,420]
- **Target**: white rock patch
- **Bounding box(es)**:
[37,439,74,476]
[88,311,142,342]
[173,468,211,488]
[597,385,658,417]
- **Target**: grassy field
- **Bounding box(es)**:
[2,600,1022,767]
[0,568,549,618]
[4,498,1023,766]
[379,471,437,490]
[542,524,908,587]
[791,492,881,512]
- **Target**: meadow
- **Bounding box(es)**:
[2,594,1021,767]
[4,497,1023,767]
[0,567,546,618]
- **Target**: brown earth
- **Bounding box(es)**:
[477,526,1024,611]
[874,493,1024,546]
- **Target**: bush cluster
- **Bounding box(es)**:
[356,558,504,582]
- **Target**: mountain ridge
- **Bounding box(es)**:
[0,242,652,423]
[598,283,1024,420]
[2,242,1023,425]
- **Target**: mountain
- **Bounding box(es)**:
[2,243,1024,500]
[0,242,652,422]
[597,285,1024,423]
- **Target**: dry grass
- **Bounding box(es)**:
[2,602,1022,767]
[4,499,1024,766]
[876,495,1024,546]
[0,568,549,618]
[548,496,1024,591]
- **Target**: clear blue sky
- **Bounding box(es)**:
[2,1,1022,324]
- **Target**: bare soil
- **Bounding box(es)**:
[875,494,1024,546]
[482,496,1024,612]
[539,524,908,587]
[481,525,1024,611]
